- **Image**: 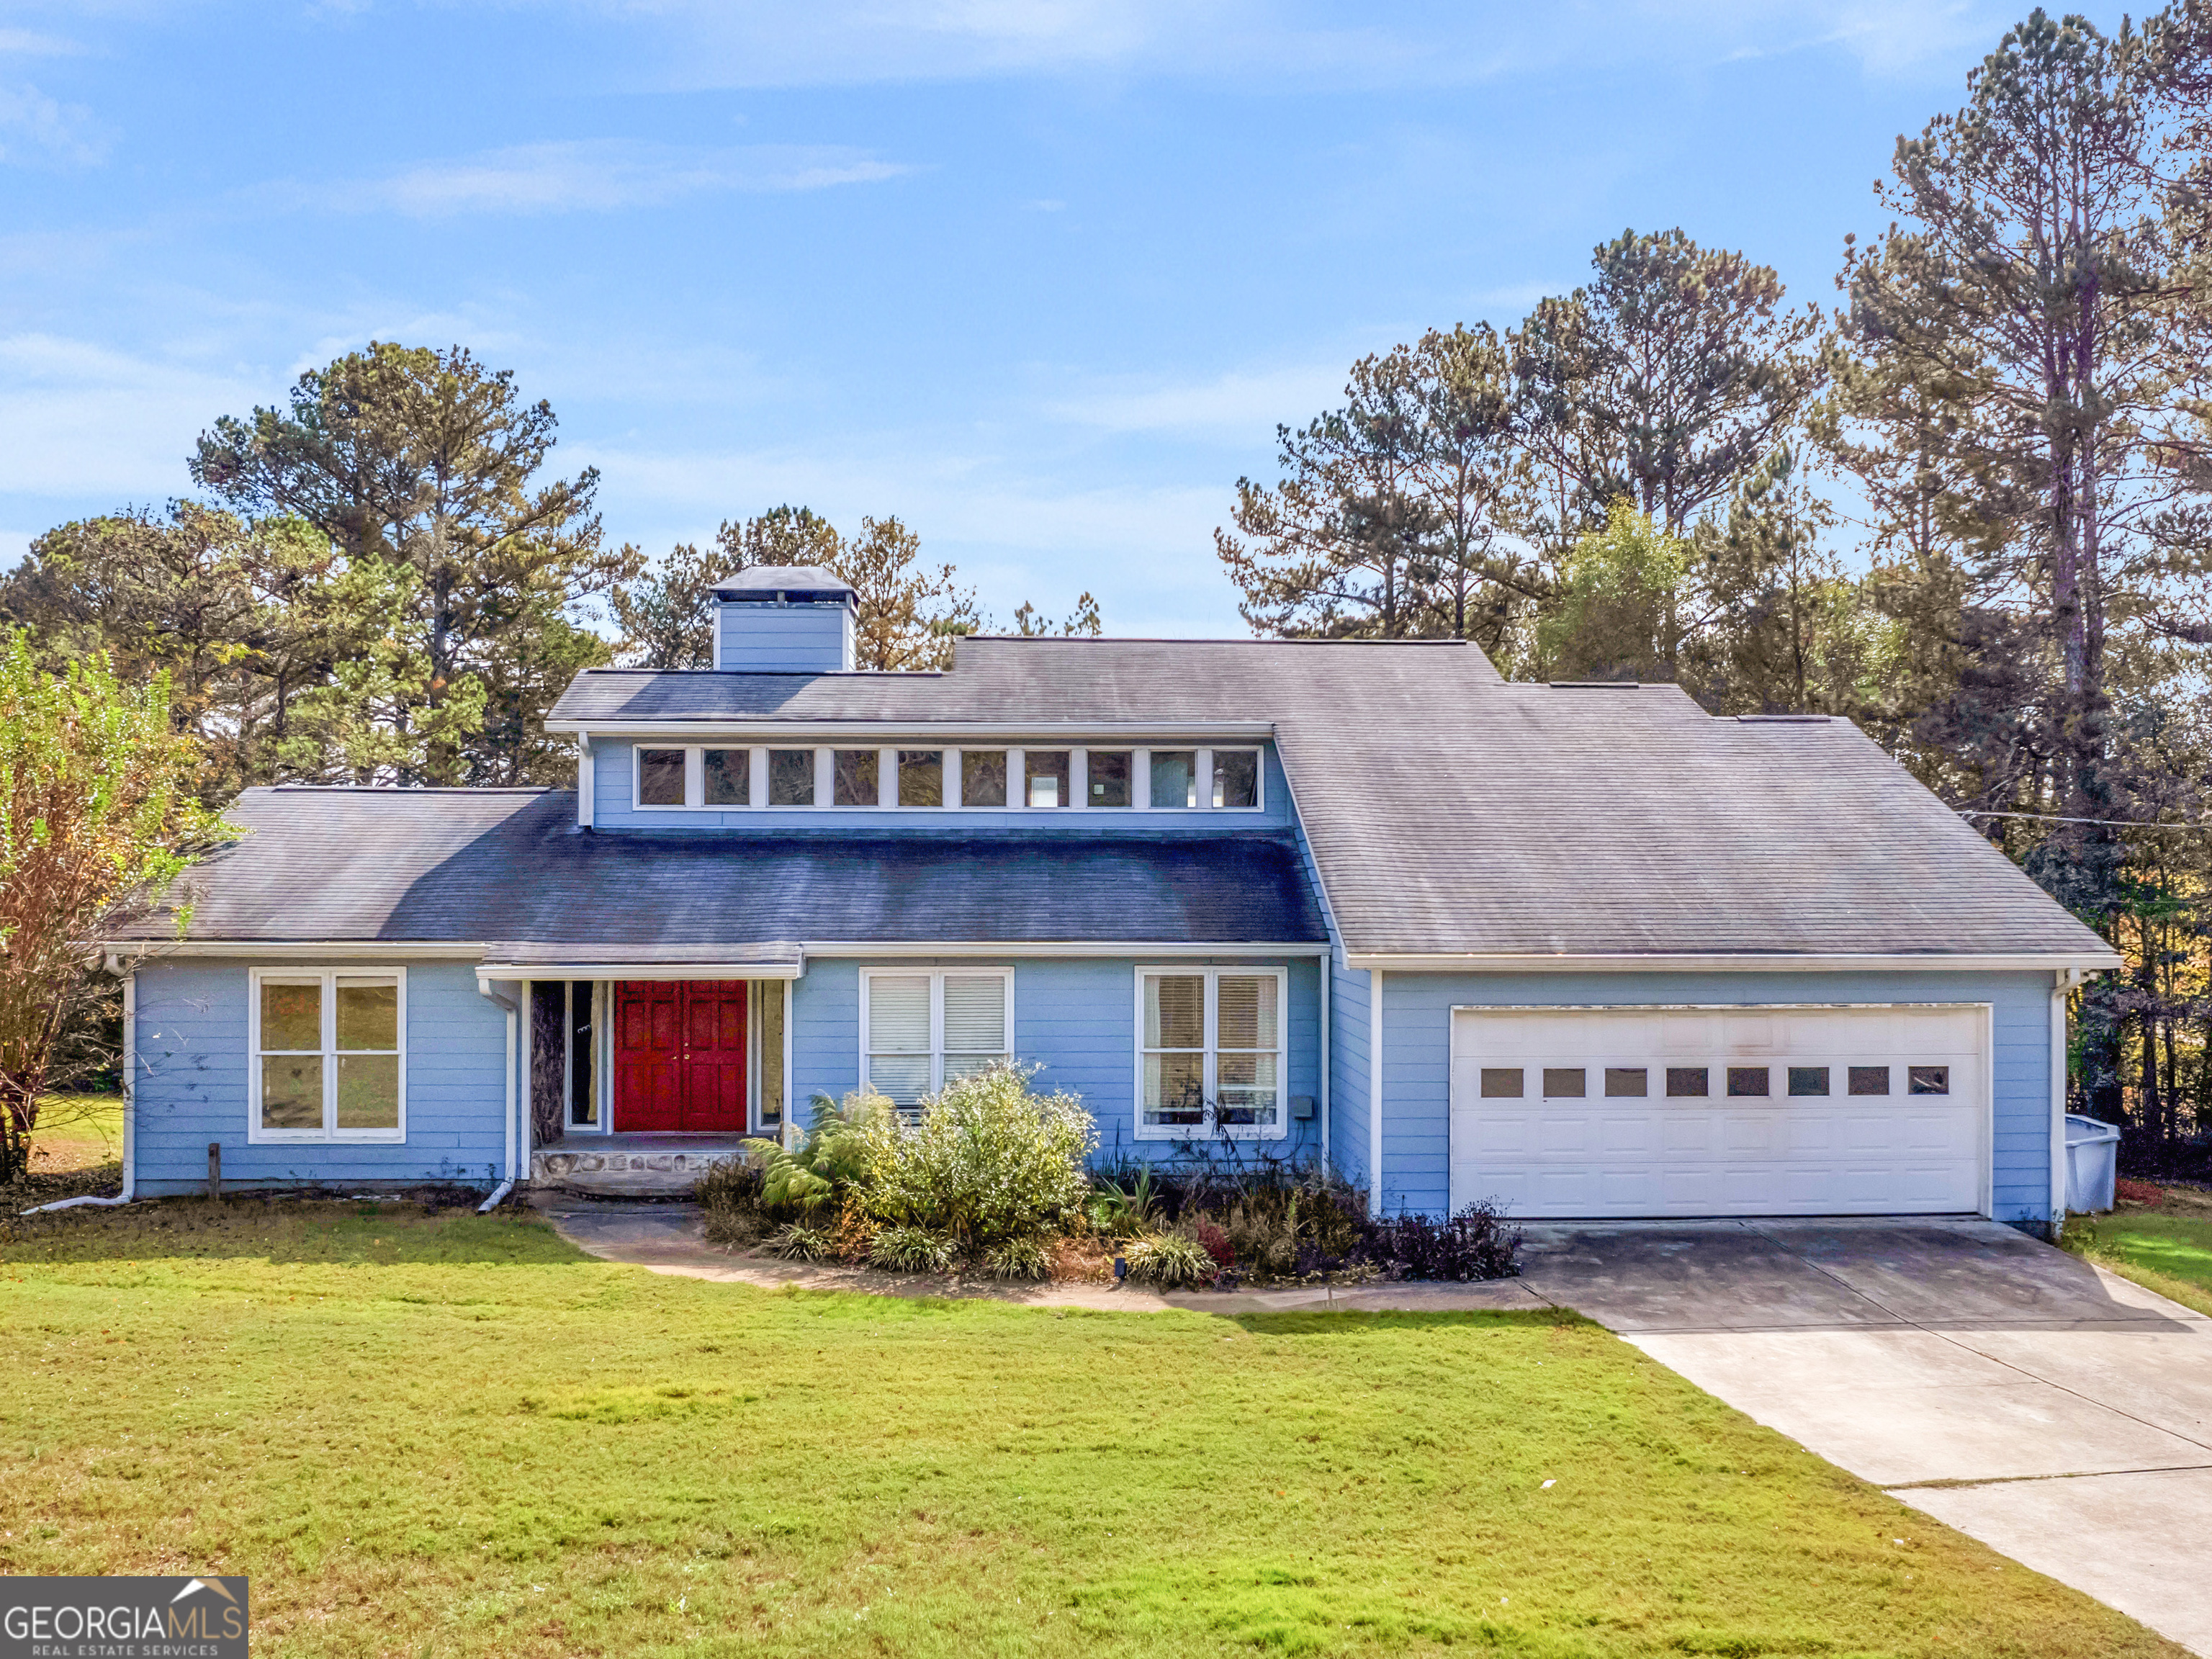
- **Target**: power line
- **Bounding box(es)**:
[1960,809,2208,831]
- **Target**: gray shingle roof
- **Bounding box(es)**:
[122,787,1326,951]
[546,637,2115,963]
[709,565,853,599]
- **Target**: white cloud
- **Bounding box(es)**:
[1044,362,1349,437]
[0,81,106,166]
[0,29,82,55]
[0,334,265,499]
[284,139,912,218]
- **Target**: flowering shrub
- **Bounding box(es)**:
[860,1063,1095,1249]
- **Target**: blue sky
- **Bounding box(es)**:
[0,0,2040,634]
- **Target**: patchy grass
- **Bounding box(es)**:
[8,1092,125,1206]
[0,1200,2177,1658]
[2064,1187,2212,1319]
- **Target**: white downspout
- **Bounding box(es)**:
[20,971,138,1215]
[479,981,520,1213]
[1318,950,1331,1171]
[1368,968,1384,1218]
[2050,966,2088,1235]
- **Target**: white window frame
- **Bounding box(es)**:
[631,744,760,811]
[247,966,408,1144]
[1202,747,1265,811]
[1132,966,1289,1141]
[620,741,1267,812]
[858,967,1015,1107]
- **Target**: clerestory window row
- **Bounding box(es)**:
[629,745,1262,812]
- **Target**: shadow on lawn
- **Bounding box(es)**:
[1230,1308,1590,1339]
[0,1193,590,1268]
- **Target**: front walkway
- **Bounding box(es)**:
[1517,1218,2212,1657]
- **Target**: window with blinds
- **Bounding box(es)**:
[860,968,1013,1112]
[1137,967,1287,1139]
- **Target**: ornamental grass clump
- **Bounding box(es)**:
[869,1224,956,1274]
[861,1063,1095,1252]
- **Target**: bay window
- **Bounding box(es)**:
[1136,967,1287,1138]
[250,967,406,1142]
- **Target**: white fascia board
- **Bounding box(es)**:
[476,962,804,984]
[803,940,1327,958]
[1344,950,2126,974]
[541,719,1277,742]
[107,940,489,966]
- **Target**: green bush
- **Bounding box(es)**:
[741,1092,892,1218]
[983,1235,1051,1280]
[869,1225,956,1274]
[1126,1231,1213,1288]
[862,1064,1094,1250]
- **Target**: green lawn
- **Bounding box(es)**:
[0,1201,2175,1658]
[11,1092,125,1202]
[2066,1199,2212,1319]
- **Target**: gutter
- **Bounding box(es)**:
[541,719,1278,742]
[1343,950,2126,974]
[20,972,138,1216]
[477,980,520,1213]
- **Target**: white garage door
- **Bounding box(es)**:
[1449,1004,1987,1219]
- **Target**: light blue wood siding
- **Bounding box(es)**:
[716,602,853,672]
[1330,961,1371,1188]
[132,958,511,1195]
[590,740,1298,834]
[791,956,1324,1165]
[1370,968,2056,1224]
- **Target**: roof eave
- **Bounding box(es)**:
[544,719,1278,740]
[1341,950,2126,974]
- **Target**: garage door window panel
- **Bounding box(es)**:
[1727,1066,1770,1097]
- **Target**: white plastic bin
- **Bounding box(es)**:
[2064,1113,2121,1213]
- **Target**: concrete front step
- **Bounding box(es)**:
[531,1134,748,1197]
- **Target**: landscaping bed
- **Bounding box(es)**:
[701,1068,1520,1290]
[0,1195,2175,1657]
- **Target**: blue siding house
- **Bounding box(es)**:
[107,565,2118,1230]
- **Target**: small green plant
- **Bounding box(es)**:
[1085,1164,1159,1238]
[741,1092,892,1218]
[1126,1231,1213,1288]
[869,1225,956,1274]
[770,1223,833,1262]
[983,1235,1051,1280]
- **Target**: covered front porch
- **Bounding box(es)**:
[529,1130,752,1196]
[480,945,800,1198]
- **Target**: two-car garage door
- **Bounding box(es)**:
[1448,1004,1987,1218]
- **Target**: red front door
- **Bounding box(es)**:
[614,981,748,1131]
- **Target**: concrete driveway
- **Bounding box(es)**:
[1517,1219,2212,1655]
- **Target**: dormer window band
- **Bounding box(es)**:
[626,743,1265,814]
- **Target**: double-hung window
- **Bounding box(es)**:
[250,967,406,1142]
[859,968,1014,1115]
[1136,967,1287,1138]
